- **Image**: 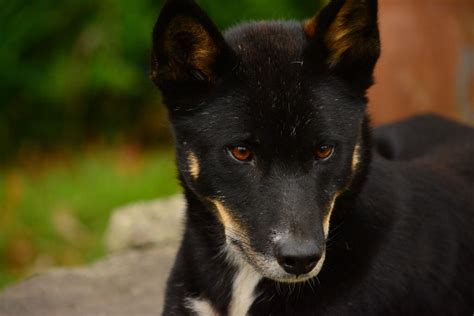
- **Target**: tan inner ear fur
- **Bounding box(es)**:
[325,0,374,66]
[303,15,319,39]
[305,0,375,67]
[163,15,218,80]
[303,0,331,34]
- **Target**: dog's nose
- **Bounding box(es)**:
[275,239,322,276]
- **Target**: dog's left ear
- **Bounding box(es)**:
[304,0,380,91]
[150,0,235,96]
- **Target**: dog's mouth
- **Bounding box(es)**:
[226,235,326,284]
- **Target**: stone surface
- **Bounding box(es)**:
[0,247,177,316]
[105,195,185,253]
[0,195,186,316]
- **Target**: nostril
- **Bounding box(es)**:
[305,255,320,271]
[283,257,296,269]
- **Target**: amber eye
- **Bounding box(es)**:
[228,146,253,162]
[314,145,334,160]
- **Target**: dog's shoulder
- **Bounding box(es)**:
[373,114,474,187]
[374,114,474,160]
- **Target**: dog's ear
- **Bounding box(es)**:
[304,0,380,91]
[150,0,235,96]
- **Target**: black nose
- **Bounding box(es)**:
[275,239,322,276]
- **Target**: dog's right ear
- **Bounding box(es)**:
[304,0,380,92]
[150,0,235,96]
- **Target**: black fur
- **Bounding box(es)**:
[151,0,474,315]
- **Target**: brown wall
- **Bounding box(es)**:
[368,0,474,125]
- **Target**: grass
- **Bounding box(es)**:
[0,146,180,289]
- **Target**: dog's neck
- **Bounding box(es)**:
[181,189,262,315]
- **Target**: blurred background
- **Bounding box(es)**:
[0,0,472,289]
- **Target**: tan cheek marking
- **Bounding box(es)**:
[324,141,362,237]
[323,194,338,238]
[188,152,200,180]
[210,199,238,231]
[352,143,361,173]
[209,199,251,245]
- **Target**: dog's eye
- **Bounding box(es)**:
[227,146,253,162]
[314,145,334,160]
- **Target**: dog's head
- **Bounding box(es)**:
[151,0,379,283]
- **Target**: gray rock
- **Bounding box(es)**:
[0,195,187,316]
[105,195,185,253]
[0,247,176,316]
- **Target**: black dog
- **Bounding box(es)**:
[150,0,474,314]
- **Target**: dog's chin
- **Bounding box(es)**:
[226,239,326,284]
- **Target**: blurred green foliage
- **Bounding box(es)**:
[0,0,322,160]
[0,148,179,288]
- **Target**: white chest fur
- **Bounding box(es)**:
[185,263,261,316]
[228,263,261,316]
